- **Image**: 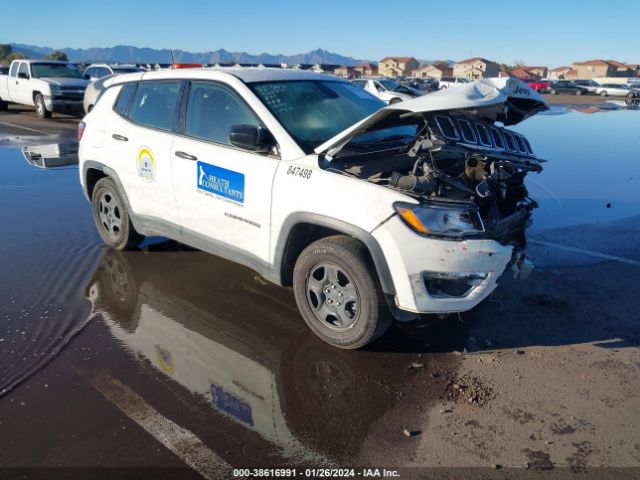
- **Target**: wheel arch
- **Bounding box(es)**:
[273,213,396,295]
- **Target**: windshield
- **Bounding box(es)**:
[379,79,400,91]
[31,63,82,79]
[250,80,385,153]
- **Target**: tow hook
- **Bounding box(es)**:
[512,252,535,280]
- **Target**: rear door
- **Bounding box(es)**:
[170,80,279,264]
[106,80,183,232]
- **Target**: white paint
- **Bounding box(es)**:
[530,240,640,267]
[89,371,233,480]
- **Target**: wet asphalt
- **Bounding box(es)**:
[0,103,639,479]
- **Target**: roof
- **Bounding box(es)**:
[334,65,355,71]
[456,57,497,65]
[572,59,632,68]
[109,66,341,86]
[379,57,417,63]
[355,63,376,69]
[550,66,571,72]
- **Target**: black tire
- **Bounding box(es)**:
[91,177,144,250]
[575,89,583,95]
[0,98,8,111]
[34,93,52,118]
[292,235,392,349]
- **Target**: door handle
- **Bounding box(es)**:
[175,151,198,161]
[112,134,128,141]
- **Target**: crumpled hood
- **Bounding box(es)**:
[315,77,548,157]
[42,78,90,88]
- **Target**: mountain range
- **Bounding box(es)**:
[9,43,370,66]
[8,43,454,67]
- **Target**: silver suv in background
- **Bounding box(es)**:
[83,64,145,81]
[438,77,470,89]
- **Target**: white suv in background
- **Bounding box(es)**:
[438,76,470,89]
[79,69,546,349]
[350,78,416,103]
[82,63,144,81]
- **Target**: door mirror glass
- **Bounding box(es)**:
[229,124,274,153]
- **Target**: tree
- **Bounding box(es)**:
[0,44,12,62]
[47,50,68,61]
[433,60,449,67]
[4,52,26,64]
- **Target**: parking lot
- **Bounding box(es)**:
[1,96,639,479]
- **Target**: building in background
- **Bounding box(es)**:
[354,63,377,76]
[333,65,356,78]
[453,57,500,79]
[548,66,571,80]
[377,57,419,77]
[571,60,636,79]
[411,64,453,79]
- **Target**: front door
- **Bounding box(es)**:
[171,81,279,265]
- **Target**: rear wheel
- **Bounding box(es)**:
[600,90,608,97]
[292,236,392,349]
[575,89,583,95]
[34,93,52,118]
[91,177,144,250]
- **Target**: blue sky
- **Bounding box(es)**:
[2,0,637,66]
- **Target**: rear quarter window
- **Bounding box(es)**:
[113,83,136,116]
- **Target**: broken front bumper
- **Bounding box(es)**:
[373,215,522,316]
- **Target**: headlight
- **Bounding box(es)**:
[394,201,485,238]
[49,86,62,96]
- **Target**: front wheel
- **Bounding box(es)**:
[292,236,392,349]
[34,93,52,118]
[600,91,607,97]
[91,177,144,250]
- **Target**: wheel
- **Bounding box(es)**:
[292,236,392,349]
[389,97,402,104]
[626,92,634,99]
[575,89,583,95]
[34,93,52,118]
[91,177,144,250]
[600,91,607,97]
[0,98,8,111]
[550,89,557,95]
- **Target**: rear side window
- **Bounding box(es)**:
[185,82,260,145]
[128,81,181,131]
[9,62,18,77]
[113,83,136,115]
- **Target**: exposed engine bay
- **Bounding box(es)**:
[320,88,547,247]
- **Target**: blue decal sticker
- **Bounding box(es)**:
[197,161,244,204]
[210,384,254,426]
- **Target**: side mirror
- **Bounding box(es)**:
[229,124,275,153]
[17,72,29,79]
[83,74,91,80]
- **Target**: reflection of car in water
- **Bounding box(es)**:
[21,142,79,169]
[85,248,403,464]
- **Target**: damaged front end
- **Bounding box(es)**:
[318,78,547,270]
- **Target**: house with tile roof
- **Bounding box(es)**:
[411,64,453,79]
[453,57,500,80]
[378,57,419,77]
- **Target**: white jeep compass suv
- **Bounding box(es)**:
[78,68,547,349]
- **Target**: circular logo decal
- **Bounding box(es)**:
[136,147,156,182]
[155,345,174,375]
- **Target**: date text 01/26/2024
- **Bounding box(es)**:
[232,468,400,478]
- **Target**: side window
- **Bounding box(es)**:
[9,62,19,77]
[185,82,260,146]
[98,67,110,78]
[18,62,29,77]
[113,83,136,116]
[128,81,181,131]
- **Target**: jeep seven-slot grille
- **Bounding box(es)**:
[433,115,534,157]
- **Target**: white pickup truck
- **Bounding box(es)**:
[0,59,89,118]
